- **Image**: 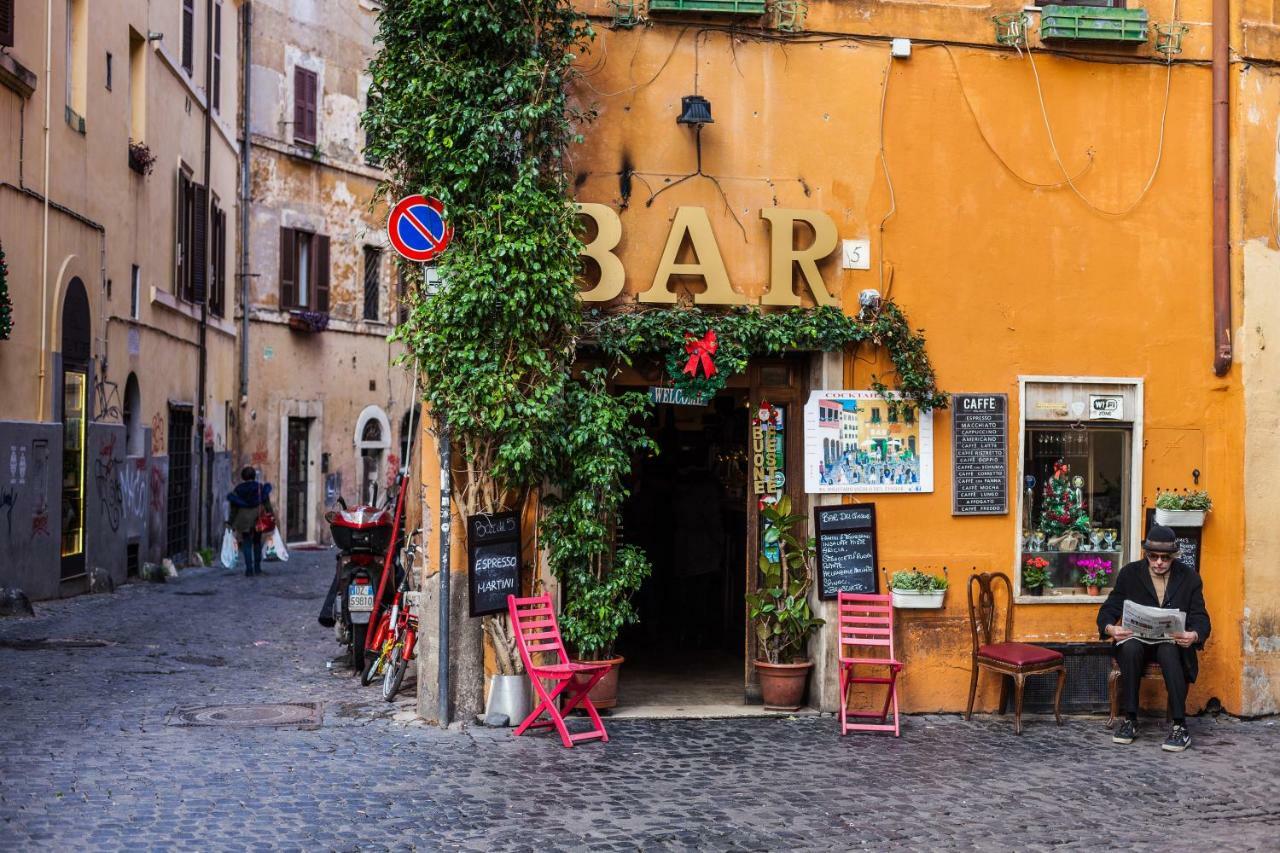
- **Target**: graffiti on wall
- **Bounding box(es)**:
[94,434,124,533]
[93,357,122,423]
[122,457,148,538]
[28,440,50,541]
[0,487,15,540]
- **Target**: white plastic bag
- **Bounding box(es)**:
[220,529,239,569]
[269,527,289,562]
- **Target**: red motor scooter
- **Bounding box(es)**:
[320,491,397,673]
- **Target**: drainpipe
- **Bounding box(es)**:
[196,0,214,548]
[238,2,252,414]
[1211,0,1232,376]
[37,0,52,421]
[437,424,451,727]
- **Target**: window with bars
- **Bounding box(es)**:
[211,2,222,112]
[181,0,195,74]
[293,66,318,146]
[279,227,330,312]
[362,246,381,321]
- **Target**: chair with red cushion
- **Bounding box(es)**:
[965,572,1066,734]
[507,594,611,749]
[838,592,902,736]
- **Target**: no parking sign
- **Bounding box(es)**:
[387,194,453,263]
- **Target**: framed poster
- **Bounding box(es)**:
[467,511,521,617]
[803,390,934,494]
[814,503,878,599]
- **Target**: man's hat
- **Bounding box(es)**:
[1143,524,1179,554]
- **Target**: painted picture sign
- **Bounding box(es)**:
[467,511,521,617]
[951,393,1008,516]
[814,503,878,599]
[803,390,934,494]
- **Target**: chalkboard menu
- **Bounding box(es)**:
[814,504,878,599]
[468,512,521,617]
[951,393,1008,516]
[1144,509,1203,574]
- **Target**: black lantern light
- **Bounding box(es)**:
[677,94,713,127]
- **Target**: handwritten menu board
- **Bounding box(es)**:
[1144,509,1203,574]
[468,511,521,617]
[951,393,1008,516]
[814,504,878,599]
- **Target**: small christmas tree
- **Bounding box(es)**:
[1038,460,1091,538]
[0,242,12,340]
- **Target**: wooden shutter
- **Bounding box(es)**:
[211,3,221,111]
[176,172,189,297]
[0,0,15,49]
[181,0,194,73]
[294,67,316,144]
[315,235,330,312]
[191,185,208,303]
[280,228,296,309]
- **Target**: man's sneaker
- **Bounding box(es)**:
[1112,718,1137,744]
[1162,724,1191,752]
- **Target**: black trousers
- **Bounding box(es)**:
[1117,640,1187,720]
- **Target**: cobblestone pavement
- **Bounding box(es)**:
[1,551,1278,852]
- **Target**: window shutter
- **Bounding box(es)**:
[176,172,189,296]
[280,228,296,309]
[182,0,194,73]
[191,184,208,303]
[363,247,380,321]
[307,73,318,142]
[315,235,330,313]
[294,68,317,144]
[0,0,14,49]
[211,4,222,112]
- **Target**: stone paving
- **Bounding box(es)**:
[1,550,1278,851]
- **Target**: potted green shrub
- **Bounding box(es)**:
[889,568,948,608]
[746,496,825,711]
[1021,556,1053,597]
[1154,489,1211,527]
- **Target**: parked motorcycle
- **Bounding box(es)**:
[319,493,397,673]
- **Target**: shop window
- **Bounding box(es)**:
[1017,379,1141,599]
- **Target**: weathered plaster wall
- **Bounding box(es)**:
[0,422,63,600]
[85,424,128,585]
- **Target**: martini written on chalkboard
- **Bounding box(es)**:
[814,504,879,599]
[468,511,522,617]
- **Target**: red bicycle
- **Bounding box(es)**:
[361,536,420,701]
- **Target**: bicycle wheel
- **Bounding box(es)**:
[360,650,382,686]
[382,644,408,702]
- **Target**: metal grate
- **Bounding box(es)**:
[167,702,322,729]
[1022,642,1112,713]
[166,407,194,559]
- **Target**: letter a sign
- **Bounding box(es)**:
[387,194,453,263]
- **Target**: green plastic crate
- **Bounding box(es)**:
[1039,5,1149,43]
[647,0,767,14]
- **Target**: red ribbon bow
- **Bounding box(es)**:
[683,330,718,378]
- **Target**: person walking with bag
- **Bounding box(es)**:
[227,467,276,577]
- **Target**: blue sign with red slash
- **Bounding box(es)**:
[387,194,454,263]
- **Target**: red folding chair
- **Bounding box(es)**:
[507,594,612,748]
[838,592,902,737]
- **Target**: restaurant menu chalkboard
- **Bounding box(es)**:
[951,393,1008,516]
[468,511,521,617]
[1144,509,1203,574]
[814,504,878,599]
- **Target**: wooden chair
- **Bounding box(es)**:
[1106,660,1173,728]
[507,594,611,748]
[965,572,1066,735]
[837,592,902,736]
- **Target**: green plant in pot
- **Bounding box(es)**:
[746,496,825,710]
[889,568,949,608]
[541,369,654,709]
[1154,489,1212,527]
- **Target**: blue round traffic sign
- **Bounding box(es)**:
[387,195,453,263]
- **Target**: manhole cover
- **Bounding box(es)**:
[168,702,322,728]
[0,637,115,650]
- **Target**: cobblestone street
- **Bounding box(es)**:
[1,551,1277,851]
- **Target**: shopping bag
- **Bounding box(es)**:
[220,529,239,569]
[270,527,289,562]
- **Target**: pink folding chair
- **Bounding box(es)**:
[838,592,903,736]
[507,594,611,748]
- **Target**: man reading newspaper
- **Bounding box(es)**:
[1096,525,1210,752]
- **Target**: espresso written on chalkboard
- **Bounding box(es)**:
[951,393,1008,516]
[814,504,878,599]
[468,511,522,617]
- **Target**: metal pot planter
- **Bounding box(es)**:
[485,674,531,725]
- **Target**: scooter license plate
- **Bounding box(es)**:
[348,584,374,612]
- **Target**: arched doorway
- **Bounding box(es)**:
[123,373,142,455]
[60,277,91,580]
[354,405,390,506]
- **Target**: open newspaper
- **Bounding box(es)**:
[1118,600,1186,644]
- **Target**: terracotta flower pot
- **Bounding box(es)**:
[1085,585,1102,596]
[755,660,813,711]
[570,655,624,710]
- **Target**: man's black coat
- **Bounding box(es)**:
[1096,559,1212,683]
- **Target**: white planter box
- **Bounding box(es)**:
[1154,508,1207,527]
[891,589,946,609]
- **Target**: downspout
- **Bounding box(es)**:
[238,2,251,414]
[37,0,52,421]
[437,423,451,727]
[1211,0,1232,376]
[196,0,214,548]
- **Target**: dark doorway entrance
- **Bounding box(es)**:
[617,392,750,706]
[286,417,311,541]
[60,277,91,580]
[166,407,194,558]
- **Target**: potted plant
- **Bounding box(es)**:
[1021,556,1053,597]
[1076,556,1113,596]
[746,496,825,711]
[288,310,330,332]
[481,614,529,725]
[889,568,948,608]
[1154,489,1211,528]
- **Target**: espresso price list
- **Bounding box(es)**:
[952,394,1008,515]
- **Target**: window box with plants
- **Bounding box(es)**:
[889,568,948,609]
[746,497,824,711]
[287,310,329,333]
[128,140,155,176]
[1153,489,1211,528]
[1039,4,1149,43]
[647,0,767,14]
